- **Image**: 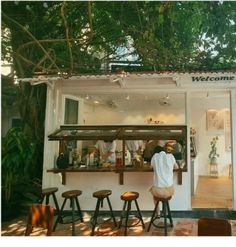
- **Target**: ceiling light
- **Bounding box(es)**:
[85,95,89,100]
[126,95,130,100]
[94,100,99,104]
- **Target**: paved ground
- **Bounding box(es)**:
[1,212,236,237]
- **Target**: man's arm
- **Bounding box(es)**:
[173,162,179,169]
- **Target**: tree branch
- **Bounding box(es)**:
[61,2,73,75]
[2,12,61,74]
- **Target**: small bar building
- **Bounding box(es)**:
[21,71,236,212]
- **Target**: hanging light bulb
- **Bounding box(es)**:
[43,2,48,8]
[26,5,31,11]
[13,75,19,85]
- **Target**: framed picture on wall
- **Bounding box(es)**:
[206,110,224,131]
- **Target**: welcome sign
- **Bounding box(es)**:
[192,76,235,82]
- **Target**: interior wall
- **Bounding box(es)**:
[83,103,185,125]
[190,95,231,176]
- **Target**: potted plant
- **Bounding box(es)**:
[208,136,219,164]
[1,128,36,220]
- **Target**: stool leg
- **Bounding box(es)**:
[106,197,117,227]
[75,197,84,222]
[134,199,145,229]
[166,201,173,227]
[91,199,101,236]
[52,193,60,215]
[53,198,67,232]
[39,194,45,204]
[147,201,159,231]
[124,201,131,236]
[119,200,127,228]
[46,195,50,205]
[163,201,167,236]
[71,198,76,236]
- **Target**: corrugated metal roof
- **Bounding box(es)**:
[18,70,236,86]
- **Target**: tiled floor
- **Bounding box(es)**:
[1,213,236,237]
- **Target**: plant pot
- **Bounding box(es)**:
[210,157,217,164]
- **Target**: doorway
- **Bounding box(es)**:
[190,91,233,209]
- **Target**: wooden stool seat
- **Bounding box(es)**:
[93,189,112,198]
[42,187,58,196]
[147,196,173,236]
[53,189,83,236]
[154,196,172,201]
[121,191,139,201]
[91,189,117,236]
[62,190,82,198]
[40,187,59,215]
[119,191,145,236]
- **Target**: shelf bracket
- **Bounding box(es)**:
[61,171,66,185]
[177,169,182,185]
[119,171,124,185]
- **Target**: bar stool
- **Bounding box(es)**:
[147,196,173,236]
[90,189,117,236]
[119,191,145,236]
[53,190,83,236]
[40,187,60,214]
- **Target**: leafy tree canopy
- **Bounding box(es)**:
[2,1,236,77]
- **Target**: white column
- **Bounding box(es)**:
[185,91,192,209]
[230,90,236,210]
[42,84,59,188]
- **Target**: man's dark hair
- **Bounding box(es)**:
[154,145,165,154]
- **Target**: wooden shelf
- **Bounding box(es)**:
[47,166,183,185]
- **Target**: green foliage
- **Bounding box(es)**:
[1,1,236,76]
[208,136,220,163]
[2,128,35,202]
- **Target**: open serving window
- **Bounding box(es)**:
[48,125,187,185]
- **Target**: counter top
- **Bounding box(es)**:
[47,165,183,185]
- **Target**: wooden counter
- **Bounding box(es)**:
[47,165,183,185]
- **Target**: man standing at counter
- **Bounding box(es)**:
[149,144,178,216]
[95,140,116,164]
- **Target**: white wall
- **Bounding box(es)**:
[83,103,185,125]
[190,95,231,176]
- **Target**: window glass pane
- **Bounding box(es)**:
[64,98,79,124]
